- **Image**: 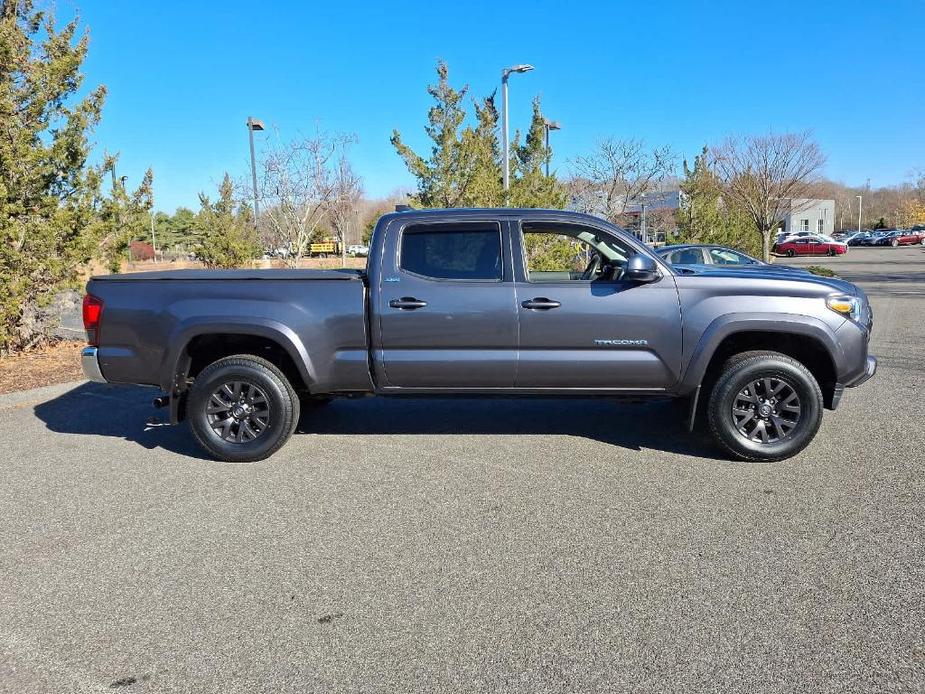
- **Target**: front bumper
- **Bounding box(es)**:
[830,356,877,409]
[81,346,107,383]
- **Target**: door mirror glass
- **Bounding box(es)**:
[624,254,659,283]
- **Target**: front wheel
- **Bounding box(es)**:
[188,355,300,462]
[707,351,823,462]
[891,239,899,247]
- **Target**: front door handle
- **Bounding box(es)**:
[521,297,561,310]
[389,297,427,310]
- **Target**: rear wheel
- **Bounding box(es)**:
[786,249,795,257]
[707,351,823,462]
[189,355,300,462]
[892,239,899,247]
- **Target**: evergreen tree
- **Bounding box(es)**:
[509,97,567,209]
[0,0,107,351]
[195,174,259,268]
[392,61,565,210]
[98,161,154,271]
[675,146,759,256]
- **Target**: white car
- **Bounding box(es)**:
[347,244,369,257]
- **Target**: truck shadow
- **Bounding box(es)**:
[33,383,723,461]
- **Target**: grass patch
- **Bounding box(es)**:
[805,265,838,277]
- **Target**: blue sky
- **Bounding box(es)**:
[69,0,925,212]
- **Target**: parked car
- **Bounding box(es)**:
[875,229,925,247]
[347,244,370,257]
[81,207,876,463]
[846,232,871,247]
[773,235,848,257]
[657,244,807,274]
[776,230,815,244]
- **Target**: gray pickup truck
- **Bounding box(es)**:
[81,208,876,462]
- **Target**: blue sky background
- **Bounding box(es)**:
[67,0,925,212]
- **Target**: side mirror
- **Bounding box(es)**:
[624,254,659,283]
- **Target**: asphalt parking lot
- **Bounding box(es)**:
[1,246,922,693]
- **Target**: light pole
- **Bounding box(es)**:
[543,119,561,177]
[640,193,648,243]
[150,210,157,263]
[856,194,863,233]
[501,64,534,201]
[246,117,265,229]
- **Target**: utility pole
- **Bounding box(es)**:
[501,64,534,202]
[150,210,157,263]
[857,195,863,233]
[543,119,561,177]
[246,117,265,229]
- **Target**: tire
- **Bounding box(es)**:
[828,247,836,256]
[707,351,823,462]
[786,249,795,257]
[188,355,300,462]
[920,238,925,246]
[891,239,899,247]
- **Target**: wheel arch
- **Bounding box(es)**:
[681,315,842,409]
[162,320,315,394]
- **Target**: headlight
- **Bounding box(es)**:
[826,294,861,322]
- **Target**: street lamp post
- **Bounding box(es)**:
[856,194,863,233]
[246,117,265,229]
[501,64,534,202]
[543,119,561,177]
[150,211,157,263]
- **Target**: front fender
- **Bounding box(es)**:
[678,312,843,393]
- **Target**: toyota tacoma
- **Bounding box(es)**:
[81,208,877,462]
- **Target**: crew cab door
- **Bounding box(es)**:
[372,218,517,389]
[512,219,682,390]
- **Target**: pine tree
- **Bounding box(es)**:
[195,174,260,268]
[391,61,565,210]
[675,146,759,256]
[0,0,107,351]
[509,97,567,209]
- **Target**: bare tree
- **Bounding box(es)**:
[328,156,363,267]
[569,138,677,221]
[257,129,357,267]
[711,132,826,261]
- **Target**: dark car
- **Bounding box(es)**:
[658,244,763,267]
[81,208,876,463]
[847,232,872,246]
[657,243,810,275]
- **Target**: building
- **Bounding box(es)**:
[775,199,835,236]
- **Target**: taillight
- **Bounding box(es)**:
[82,294,103,346]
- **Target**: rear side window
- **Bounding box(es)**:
[400,224,502,280]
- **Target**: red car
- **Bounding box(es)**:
[885,230,925,246]
[774,235,847,257]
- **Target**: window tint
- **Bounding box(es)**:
[669,248,705,264]
[708,248,751,265]
[520,222,631,282]
[400,224,501,280]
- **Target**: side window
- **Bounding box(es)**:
[670,248,705,265]
[709,248,751,265]
[520,222,631,282]
[400,224,502,281]
[800,219,810,231]
[817,219,825,233]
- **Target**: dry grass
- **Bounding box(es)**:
[0,341,85,394]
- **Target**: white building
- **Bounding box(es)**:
[775,199,835,236]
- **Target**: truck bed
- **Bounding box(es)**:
[92,268,365,282]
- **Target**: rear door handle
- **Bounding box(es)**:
[521,297,561,310]
[389,297,428,310]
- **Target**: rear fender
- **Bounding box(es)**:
[161,317,314,392]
